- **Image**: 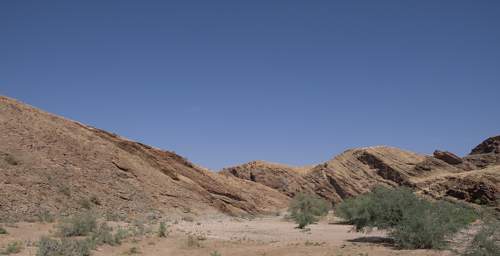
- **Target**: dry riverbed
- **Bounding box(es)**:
[0,214,453,256]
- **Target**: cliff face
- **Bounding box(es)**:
[0,96,288,221]
[220,160,315,197]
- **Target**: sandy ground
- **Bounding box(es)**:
[0,215,454,256]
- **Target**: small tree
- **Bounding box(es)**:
[288,193,329,229]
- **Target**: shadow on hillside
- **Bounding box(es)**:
[328,220,351,225]
[348,236,395,247]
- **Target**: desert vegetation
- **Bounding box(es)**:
[288,193,329,229]
[0,241,23,255]
[463,214,500,256]
[32,211,157,256]
[335,186,479,249]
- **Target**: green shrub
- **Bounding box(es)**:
[463,218,500,256]
[158,222,167,237]
[1,241,23,255]
[335,186,478,249]
[288,193,329,229]
[36,237,91,256]
[57,212,97,237]
[0,226,7,235]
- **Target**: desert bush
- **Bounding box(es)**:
[158,221,167,237]
[89,222,115,246]
[36,237,91,256]
[57,212,97,237]
[288,193,329,229]
[1,241,23,255]
[463,217,500,256]
[87,222,131,247]
[130,219,148,236]
[335,186,478,249]
[113,227,129,245]
[0,226,7,235]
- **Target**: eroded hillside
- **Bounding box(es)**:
[0,96,288,221]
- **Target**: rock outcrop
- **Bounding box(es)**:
[470,136,500,155]
[220,161,315,197]
[433,150,463,165]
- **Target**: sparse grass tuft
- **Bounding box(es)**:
[0,226,7,235]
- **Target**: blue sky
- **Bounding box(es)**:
[1,1,499,170]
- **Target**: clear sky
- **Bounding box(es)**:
[1,1,499,170]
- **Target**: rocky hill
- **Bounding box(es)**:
[224,140,500,209]
[0,96,288,221]
[1,95,498,221]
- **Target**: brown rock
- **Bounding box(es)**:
[470,135,500,155]
[433,150,463,165]
[221,160,315,198]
